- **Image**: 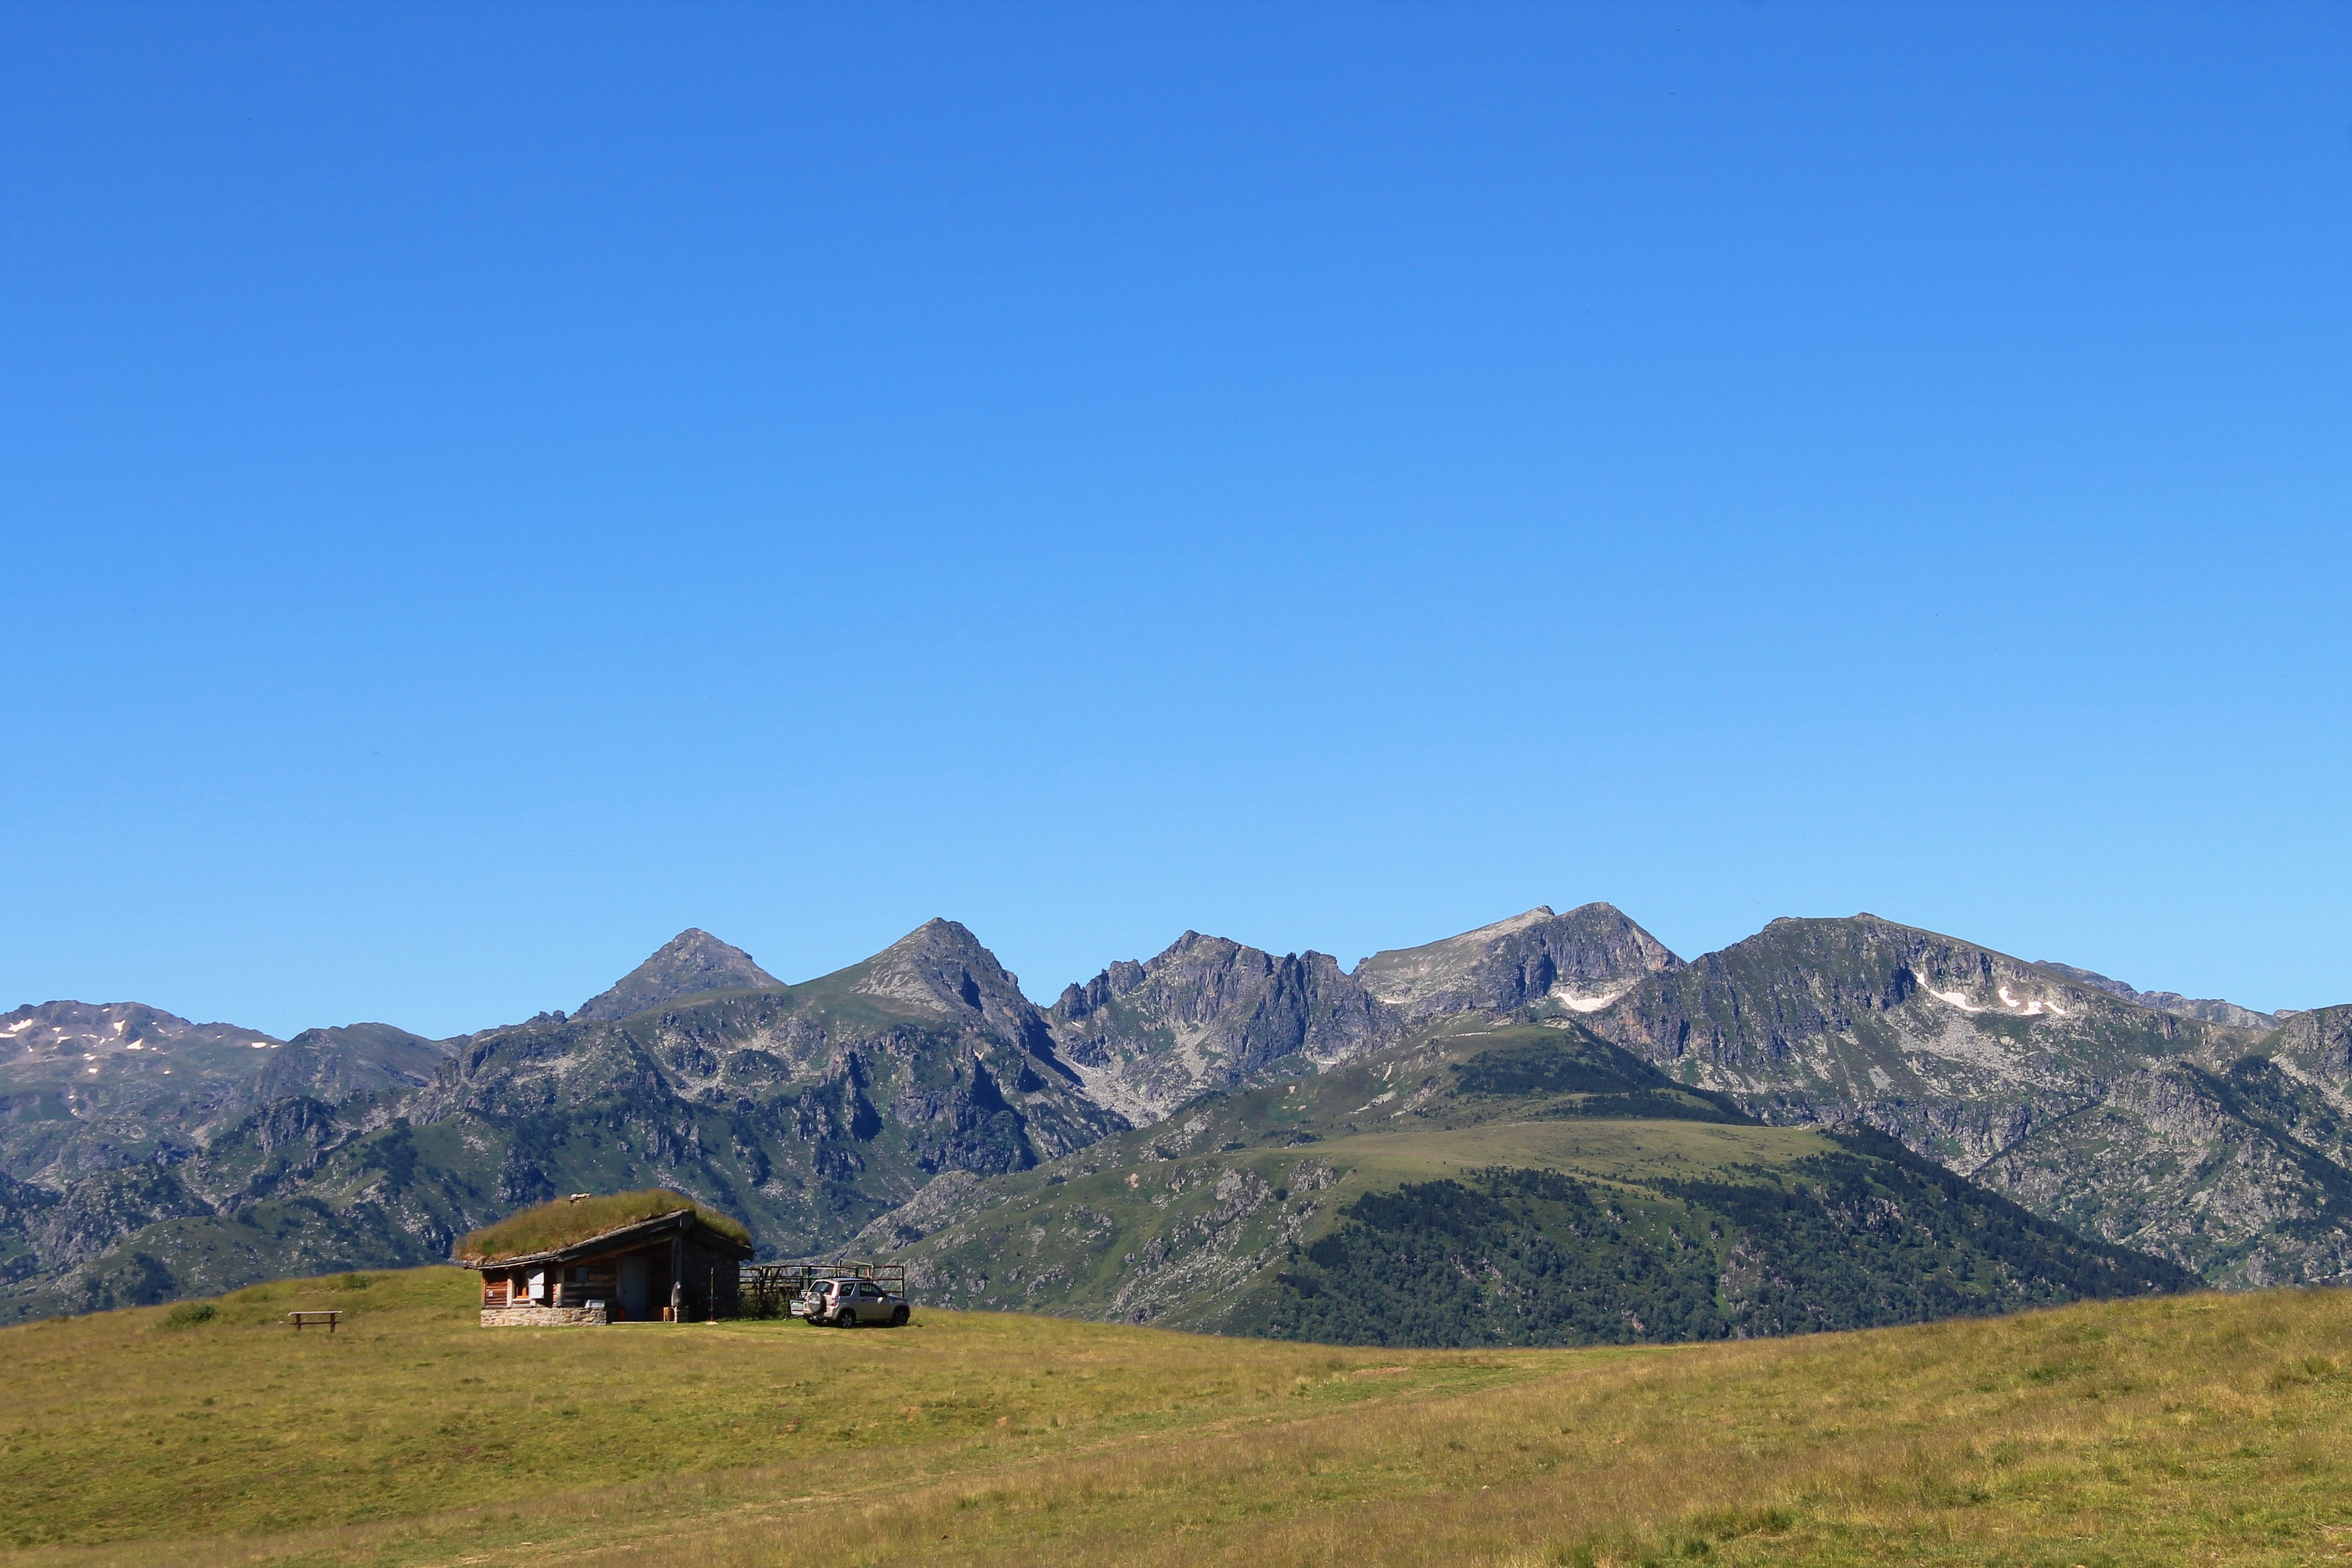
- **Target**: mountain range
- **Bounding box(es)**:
[0,904,2338,1334]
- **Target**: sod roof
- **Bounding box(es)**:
[454,1189,752,1264]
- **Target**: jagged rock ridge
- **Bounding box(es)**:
[1044,933,1398,1123]
[2035,962,2279,1032]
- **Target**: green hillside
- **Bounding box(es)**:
[2,1267,2349,1567]
[883,1020,2188,1337]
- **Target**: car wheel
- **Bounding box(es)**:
[835,1309,857,1327]
[890,1305,909,1327]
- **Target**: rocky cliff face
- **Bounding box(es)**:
[1044,934,1397,1123]
[2249,1005,2352,1106]
[1972,1055,2352,1287]
[1352,903,1681,1019]
[1574,916,2352,1286]
[575,928,782,1020]
[1577,915,2219,1161]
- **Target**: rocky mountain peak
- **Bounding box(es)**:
[1351,901,1683,1020]
[848,918,1034,1021]
[1476,906,1559,935]
[1055,958,1149,1021]
[575,929,782,1021]
[1043,930,1398,1125]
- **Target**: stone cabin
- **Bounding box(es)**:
[464,1206,754,1326]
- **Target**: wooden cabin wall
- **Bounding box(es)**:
[546,1257,621,1309]
[676,1239,744,1320]
[471,1228,748,1321]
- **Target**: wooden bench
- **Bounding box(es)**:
[286,1310,342,1333]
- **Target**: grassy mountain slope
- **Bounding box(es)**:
[4,1267,2349,1567]
[882,1019,2185,1340]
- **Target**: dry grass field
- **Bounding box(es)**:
[2,1267,2349,1568]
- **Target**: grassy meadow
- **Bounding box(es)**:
[2,1267,2350,1567]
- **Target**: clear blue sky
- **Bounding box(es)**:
[4,2,2347,1037]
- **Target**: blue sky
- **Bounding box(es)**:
[3,2,2347,1036]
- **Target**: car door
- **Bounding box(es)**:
[856,1281,884,1323]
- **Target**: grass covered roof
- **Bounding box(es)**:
[455,1189,751,1263]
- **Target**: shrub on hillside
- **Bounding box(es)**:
[162,1301,217,1329]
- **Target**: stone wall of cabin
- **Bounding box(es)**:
[480,1304,611,1328]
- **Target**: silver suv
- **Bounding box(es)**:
[794,1276,910,1327]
